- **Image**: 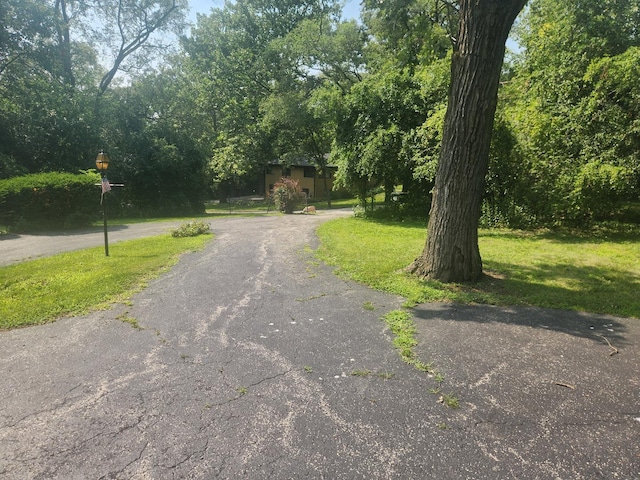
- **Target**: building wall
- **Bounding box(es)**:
[265,166,336,199]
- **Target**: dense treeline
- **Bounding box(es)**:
[1,0,638,226]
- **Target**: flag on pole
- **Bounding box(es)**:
[102,177,111,194]
[101,177,111,205]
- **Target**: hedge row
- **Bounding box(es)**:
[0,171,102,231]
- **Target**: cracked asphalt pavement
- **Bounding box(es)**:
[1,212,638,479]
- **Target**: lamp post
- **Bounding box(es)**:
[96,150,111,256]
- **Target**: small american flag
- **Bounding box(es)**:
[101,177,111,194]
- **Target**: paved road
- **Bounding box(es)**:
[0,212,638,478]
[0,220,189,266]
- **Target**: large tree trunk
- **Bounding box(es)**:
[409,0,527,283]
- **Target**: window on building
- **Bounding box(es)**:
[304,166,315,178]
[283,167,291,177]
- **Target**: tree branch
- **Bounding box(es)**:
[98,0,179,94]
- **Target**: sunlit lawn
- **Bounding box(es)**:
[316,217,640,319]
[0,234,211,329]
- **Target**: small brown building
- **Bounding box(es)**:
[264,159,337,200]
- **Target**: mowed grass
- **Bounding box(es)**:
[0,234,211,329]
[316,217,640,319]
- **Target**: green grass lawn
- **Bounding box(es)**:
[316,217,640,319]
[0,233,211,329]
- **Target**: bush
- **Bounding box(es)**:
[171,221,211,237]
[570,162,635,221]
[358,188,431,222]
[272,177,303,214]
[0,171,101,231]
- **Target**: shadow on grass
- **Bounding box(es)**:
[26,224,133,237]
[481,261,640,318]
[479,224,640,244]
[352,216,428,232]
[0,232,20,241]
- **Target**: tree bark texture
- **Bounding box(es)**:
[410,0,527,282]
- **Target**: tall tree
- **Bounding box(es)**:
[0,0,187,176]
[498,0,640,224]
[409,0,527,282]
[90,0,187,94]
[183,0,341,197]
[332,0,453,207]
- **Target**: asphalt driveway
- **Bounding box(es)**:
[0,212,638,478]
[0,220,189,266]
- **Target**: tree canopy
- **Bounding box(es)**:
[1,0,638,238]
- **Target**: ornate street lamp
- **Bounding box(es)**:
[96,150,110,172]
[96,150,111,256]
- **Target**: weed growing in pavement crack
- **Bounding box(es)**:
[382,310,420,364]
[303,366,313,373]
[441,392,460,409]
[363,301,375,311]
[116,312,142,330]
[431,388,460,409]
[383,309,460,409]
[236,386,248,395]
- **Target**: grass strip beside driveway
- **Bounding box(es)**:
[0,234,211,329]
[316,217,640,319]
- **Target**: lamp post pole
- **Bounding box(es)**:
[96,151,111,257]
[102,177,109,257]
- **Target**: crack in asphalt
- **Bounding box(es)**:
[2,212,638,479]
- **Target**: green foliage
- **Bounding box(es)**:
[2,0,639,233]
[171,221,211,238]
[116,138,208,217]
[571,162,635,220]
[481,114,536,228]
[497,0,640,226]
[334,66,442,206]
[0,171,101,230]
[382,310,418,363]
[316,217,640,319]
[0,234,210,329]
[184,0,343,196]
[272,177,303,213]
[578,47,640,170]
[362,0,456,69]
[0,0,188,177]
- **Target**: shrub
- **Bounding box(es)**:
[272,177,303,214]
[0,171,101,231]
[171,221,211,237]
[570,162,635,221]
